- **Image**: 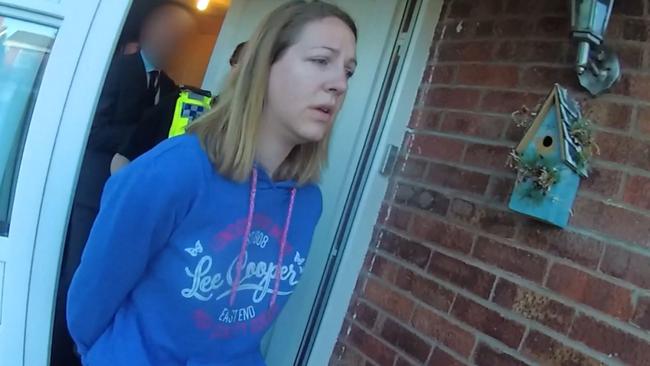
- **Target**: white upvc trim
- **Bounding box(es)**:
[307,0,443,364]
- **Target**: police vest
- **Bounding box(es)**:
[168,86,213,138]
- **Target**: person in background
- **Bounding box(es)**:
[50,2,196,365]
[110,41,248,173]
[67,1,357,365]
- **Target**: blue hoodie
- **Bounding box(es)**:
[67,134,322,365]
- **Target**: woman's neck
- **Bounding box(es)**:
[255,124,294,177]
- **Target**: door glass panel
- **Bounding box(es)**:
[0,15,56,236]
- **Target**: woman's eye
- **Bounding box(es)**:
[311,58,329,66]
[345,69,355,79]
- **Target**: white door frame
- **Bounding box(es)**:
[307,0,442,363]
[24,0,132,364]
[0,0,132,364]
[0,1,97,363]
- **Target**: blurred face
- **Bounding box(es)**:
[263,17,357,145]
[140,5,196,69]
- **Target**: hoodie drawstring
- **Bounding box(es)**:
[229,168,297,309]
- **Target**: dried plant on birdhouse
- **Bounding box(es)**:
[507,150,560,201]
[569,117,599,176]
[511,104,542,129]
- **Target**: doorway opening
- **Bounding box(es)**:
[50,1,232,365]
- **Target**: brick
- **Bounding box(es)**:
[444,20,479,41]
[494,41,530,62]
[395,356,415,366]
[396,156,427,182]
[520,66,576,90]
[363,278,415,322]
[582,99,633,131]
[481,90,543,114]
[330,341,367,366]
[633,296,650,332]
[428,252,496,299]
[615,73,650,101]
[440,111,506,140]
[463,143,511,173]
[422,64,456,85]
[516,221,604,269]
[428,348,464,366]
[495,41,566,64]
[614,0,644,16]
[505,122,527,143]
[503,0,564,15]
[447,0,501,18]
[457,64,519,88]
[411,214,474,254]
[539,0,566,14]
[409,109,440,130]
[546,263,634,321]
[571,196,650,248]
[438,41,494,62]
[379,204,412,231]
[409,133,465,162]
[536,16,569,38]
[474,237,548,282]
[427,161,490,195]
[474,343,529,366]
[503,0,534,14]
[452,296,526,348]
[522,330,605,366]
[570,314,650,366]
[493,279,575,333]
[370,253,400,282]
[348,324,396,365]
[638,106,650,135]
[623,19,649,42]
[411,305,475,357]
[449,199,518,238]
[606,15,625,40]
[399,268,456,312]
[611,43,645,70]
[380,318,431,363]
[610,73,633,96]
[378,230,432,269]
[600,245,650,290]
[485,176,515,205]
[624,175,650,211]
[493,18,530,38]
[394,183,451,217]
[447,0,472,18]
[475,20,495,38]
[595,132,650,171]
[422,87,481,110]
[580,165,623,197]
[352,301,378,329]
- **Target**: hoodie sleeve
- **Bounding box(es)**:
[66,141,196,355]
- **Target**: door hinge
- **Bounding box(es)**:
[380,144,400,177]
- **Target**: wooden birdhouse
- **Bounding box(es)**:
[508,84,588,228]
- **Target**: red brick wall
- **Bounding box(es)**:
[330,0,650,365]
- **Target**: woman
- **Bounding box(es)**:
[66,1,357,365]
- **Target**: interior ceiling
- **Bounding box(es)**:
[178,0,230,16]
[120,0,228,43]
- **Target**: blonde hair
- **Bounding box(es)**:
[188,1,357,185]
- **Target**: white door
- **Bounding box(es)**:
[0,0,130,365]
[203,1,405,364]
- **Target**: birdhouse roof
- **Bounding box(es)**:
[515,84,586,176]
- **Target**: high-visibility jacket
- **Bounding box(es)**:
[168,86,212,138]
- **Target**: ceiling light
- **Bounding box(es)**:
[197,0,209,11]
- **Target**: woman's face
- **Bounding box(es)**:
[263,16,357,145]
